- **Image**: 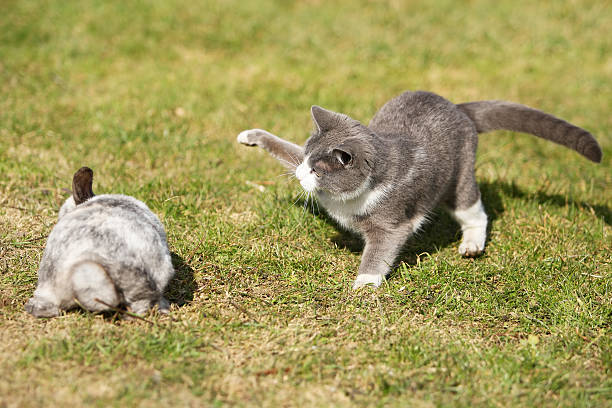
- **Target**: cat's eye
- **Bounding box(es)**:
[333,149,353,167]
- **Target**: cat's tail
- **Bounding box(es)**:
[456,101,602,163]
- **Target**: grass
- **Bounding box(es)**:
[0,0,610,406]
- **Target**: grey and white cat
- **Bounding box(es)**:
[237,91,602,289]
[25,167,175,317]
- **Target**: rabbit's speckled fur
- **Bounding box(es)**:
[25,168,174,317]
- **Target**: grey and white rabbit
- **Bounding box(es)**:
[25,167,174,317]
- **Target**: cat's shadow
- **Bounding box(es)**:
[494,180,611,226]
[289,179,610,269]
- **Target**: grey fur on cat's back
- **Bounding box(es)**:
[238,90,601,289]
[26,167,174,317]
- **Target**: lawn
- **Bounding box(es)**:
[0,0,610,406]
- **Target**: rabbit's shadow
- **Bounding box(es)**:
[50,252,195,321]
[165,252,197,306]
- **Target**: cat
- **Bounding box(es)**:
[25,167,175,317]
[237,91,602,289]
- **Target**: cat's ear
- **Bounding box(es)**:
[311,105,343,132]
[72,167,95,205]
[333,148,353,167]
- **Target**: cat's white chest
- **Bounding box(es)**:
[316,186,388,231]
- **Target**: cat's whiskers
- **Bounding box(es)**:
[302,192,310,216]
[310,191,316,215]
[277,157,297,169]
[277,171,296,180]
[280,151,302,170]
[292,190,306,207]
[287,152,301,168]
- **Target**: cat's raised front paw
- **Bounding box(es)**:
[352,274,384,289]
[237,129,265,146]
[458,240,484,257]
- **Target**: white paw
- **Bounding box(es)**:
[157,297,170,314]
[352,274,384,289]
[458,240,484,257]
[25,297,60,318]
[237,129,263,146]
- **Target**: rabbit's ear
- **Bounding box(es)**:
[72,167,95,205]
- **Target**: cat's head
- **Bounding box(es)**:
[58,167,95,219]
[296,106,376,200]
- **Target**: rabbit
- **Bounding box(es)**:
[25,167,175,317]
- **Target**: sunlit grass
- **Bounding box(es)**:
[0,0,610,406]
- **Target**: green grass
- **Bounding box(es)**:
[0,0,610,406]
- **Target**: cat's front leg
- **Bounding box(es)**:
[352,227,412,289]
[237,129,304,169]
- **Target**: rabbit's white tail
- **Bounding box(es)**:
[71,261,119,312]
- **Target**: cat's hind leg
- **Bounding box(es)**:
[451,198,488,257]
[447,149,488,257]
[237,129,304,169]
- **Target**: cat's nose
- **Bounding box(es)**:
[295,161,309,180]
[295,162,317,192]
